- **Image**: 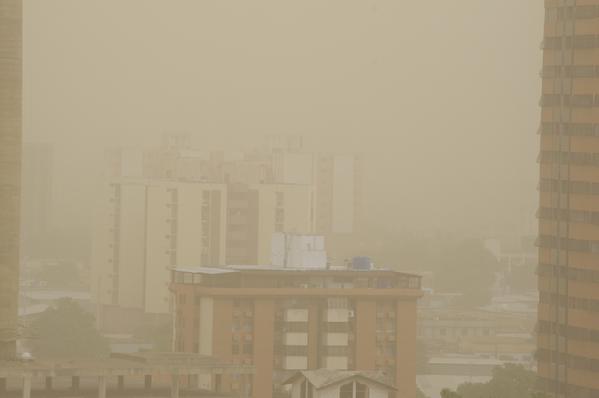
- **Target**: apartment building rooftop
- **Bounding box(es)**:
[171,265,422,293]
[175,265,420,276]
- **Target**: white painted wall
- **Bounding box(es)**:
[144,184,171,314]
[331,155,355,234]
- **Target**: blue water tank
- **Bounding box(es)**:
[351,256,372,270]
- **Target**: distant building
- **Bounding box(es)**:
[91,180,228,318]
[418,308,535,367]
[170,265,422,398]
[91,179,317,318]
[21,143,53,257]
[271,233,327,269]
[283,369,397,398]
[536,3,599,396]
[92,134,361,318]
[225,183,315,265]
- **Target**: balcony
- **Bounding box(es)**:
[285,309,308,322]
[284,332,308,346]
[283,356,308,370]
[323,333,349,346]
[324,308,349,322]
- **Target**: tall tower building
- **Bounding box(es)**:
[0,0,22,360]
[537,2,599,396]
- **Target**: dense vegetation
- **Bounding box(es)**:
[439,364,545,398]
[30,298,108,358]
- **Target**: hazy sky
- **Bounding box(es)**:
[23,1,544,239]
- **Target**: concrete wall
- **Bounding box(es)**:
[0,0,21,359]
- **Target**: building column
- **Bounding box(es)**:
[144,375,152,390]
[170,374,180,398]
[71,376,80,391]
[252,299,274,398]
[396,299,418,398]
[98,376,107,398]
[22,376,31,398]
[355,300,377,370]
[45,376,53,391]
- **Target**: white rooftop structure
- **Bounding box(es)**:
[271,233,327,269]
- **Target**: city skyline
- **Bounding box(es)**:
[0,2,560,398]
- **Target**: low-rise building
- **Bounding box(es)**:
[283,369,396,398]
[170,265,422,398]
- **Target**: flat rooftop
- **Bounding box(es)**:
[174,265,421,278]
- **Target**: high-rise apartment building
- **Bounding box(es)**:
[0,0,21,360]
[93,135,359,318]
[225,183,315,265]
[91,180,228,318]
[170,266,422,398]
[92,179,315,317]
[537,2,599,396]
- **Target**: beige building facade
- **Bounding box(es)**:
[537,2,599,396]
[0,0,22,360]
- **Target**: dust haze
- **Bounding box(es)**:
[4,2,548,397]
[23,0,543,245]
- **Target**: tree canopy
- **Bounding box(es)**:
[30,298,109,358]
[441,364,544,398]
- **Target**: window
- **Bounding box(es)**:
[299,380,314,398]
[340,382,353,398]
[340,381,369,398]
[356,382,368,398]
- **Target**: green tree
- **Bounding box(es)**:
[30,298,109,358]
[133,319,172,351]
[435,239,499,307]
[441,389,462,398]
[452,364,539,398]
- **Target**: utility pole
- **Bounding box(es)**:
[0,0,22,360]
